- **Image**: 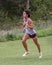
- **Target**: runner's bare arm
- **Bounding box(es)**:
[28,20,34,29]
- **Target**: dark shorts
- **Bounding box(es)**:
[28,33,36,38]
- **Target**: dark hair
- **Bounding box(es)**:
[24,9,30,17]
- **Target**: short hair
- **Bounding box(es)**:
[24,9,30,17]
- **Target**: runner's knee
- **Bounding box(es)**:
[22,39,26,43]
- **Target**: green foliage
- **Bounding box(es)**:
[16,32,24,40]
[0,36,7,42]
[0,26,52,42]
[30,0,52,20]
[0,0,26,19]
[6,34,17,41]
[0,0,52,20]
[37,26,52,37]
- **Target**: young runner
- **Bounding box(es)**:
[22,10,42,58]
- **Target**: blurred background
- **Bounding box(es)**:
[0,0,52,41]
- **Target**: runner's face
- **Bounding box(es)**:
[23,11,27,18]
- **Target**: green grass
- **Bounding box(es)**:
[0,36,52,65]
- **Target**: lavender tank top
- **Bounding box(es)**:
[23,18,36,35]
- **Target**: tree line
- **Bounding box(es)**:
[0,0,52,21]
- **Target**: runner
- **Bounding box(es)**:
[22,10,42,58]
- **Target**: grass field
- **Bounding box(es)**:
[0,36,52,65]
